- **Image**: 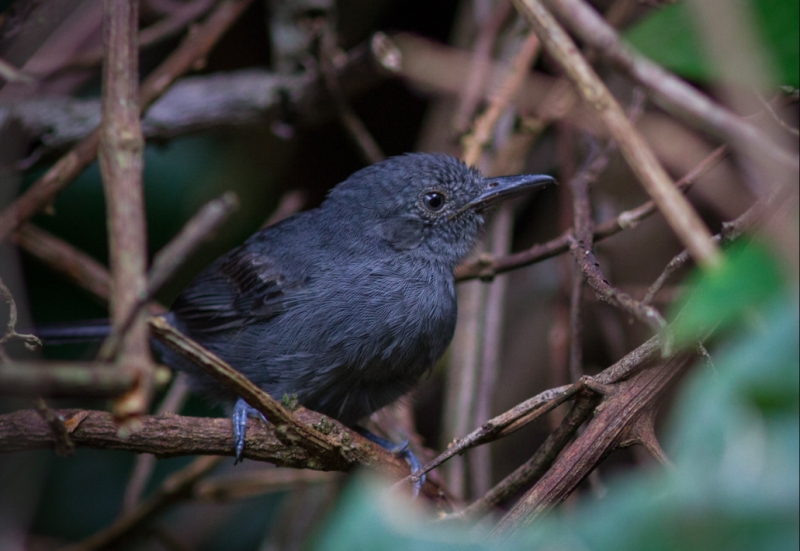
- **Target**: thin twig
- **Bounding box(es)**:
[0,0,255,243]
[568,146,668,337]
[402,384,578,487]
[448,394,597,521]
[97,192,239,361]
[455,145,729,281]
[494,352,695,534]
[13,225,113,303]
[0,362,146,397]
[512,0,721,269]
[462,31,541,166]
[398,321,666,490]
[452,1,514,133]
[545,0,798,171]
[122,373,191,512]
[643,187,787,305]
[59,455,223,551]
[320,26,385,164]
[471,205,513,497]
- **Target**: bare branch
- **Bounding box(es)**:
[494,352,695,534]
[99,0,153,419]
[512,0,721,268]
[59,455,223,551]
[0,0,255,243]
[549,0,799,173]
[455,145,729,281]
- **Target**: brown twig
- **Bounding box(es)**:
[452,1,514,133]
[545,0,799,172]
[455,145,729,281]
[99,0,153,419]
[471,205,513,497]
[97,192,239,361]
[399,324,666,490]
[0,0,254,243]
[13,225,112,303]
[320,26,385,164]
[0,407,443,499]
[0,362,145,397]
[122,373,191,512]
[59,455,223,551]
[462,31,541,167]
[568,146,667,336]
[644,187,786,305]
[494,351,694,534]
[512,0,721,269]
[449,394,597,520]
[403,383,577,487]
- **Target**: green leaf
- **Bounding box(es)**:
[667,240,786,348]
[624,0,799,86]
[625,2,714,83]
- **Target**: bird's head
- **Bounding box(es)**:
[323,153,554,265]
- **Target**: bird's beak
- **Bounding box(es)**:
[452,174,556,218]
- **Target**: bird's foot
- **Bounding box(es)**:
[232,397,268,464]
[356,428,425,497]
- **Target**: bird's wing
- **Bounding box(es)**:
[170,247,301,336]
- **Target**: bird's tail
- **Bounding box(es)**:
[33,319,112,344]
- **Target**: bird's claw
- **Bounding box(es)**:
[232,397,267,464]
[357,429,426,497]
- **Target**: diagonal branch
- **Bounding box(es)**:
[455,145,729,281]
[0,0,255,243]
[511,0,721,269]
[545,0,798,172]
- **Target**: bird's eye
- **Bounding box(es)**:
[423,192,446,212]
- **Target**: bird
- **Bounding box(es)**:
[157,153,553,469]
[42,153,554,479]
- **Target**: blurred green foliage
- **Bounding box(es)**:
[312,291,799,550]
[625,0,800,87]
[667,241,786,348]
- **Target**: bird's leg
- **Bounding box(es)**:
[355,427,426,497]
[232,397,268,464]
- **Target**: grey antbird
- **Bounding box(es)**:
[47,153,554,480]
